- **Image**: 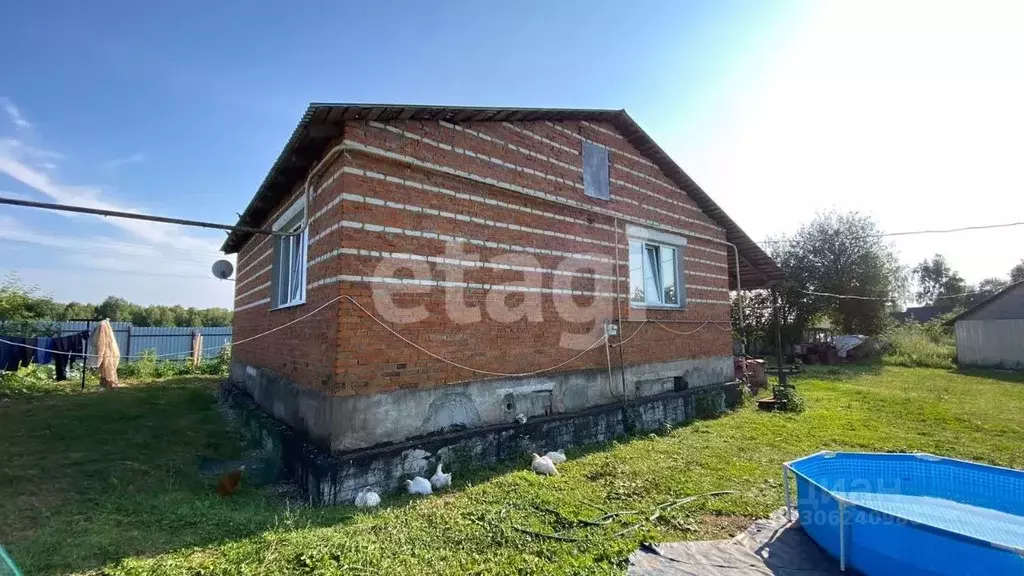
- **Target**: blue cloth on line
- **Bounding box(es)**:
[35,337,54,365]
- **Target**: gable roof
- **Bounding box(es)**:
[947,280,1024,324]
[222,103,784,289]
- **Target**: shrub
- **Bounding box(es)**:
[0,363,72,397]
[882,321,956,369]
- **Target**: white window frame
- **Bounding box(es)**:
[627,225,686,309]
[271,197,308,309]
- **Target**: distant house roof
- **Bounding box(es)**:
[221,103,784,290]
[947,281,1024,324]
[890,305,947,324]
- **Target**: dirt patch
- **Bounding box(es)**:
[699,513,754,539]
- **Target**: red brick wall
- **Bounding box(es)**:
[233,119,732,397]
[231,149,347,392]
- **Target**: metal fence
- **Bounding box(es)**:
[2,321,232,361]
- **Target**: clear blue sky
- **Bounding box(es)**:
[3,1,1022,307]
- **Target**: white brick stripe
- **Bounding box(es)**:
[547,121,657,168]
[333,191,622,250]
[341,140,729,247]
[237,248,271,276]
[686,269,729,281]
[314,219,620,264]
[235,264,272,289]
[308,274,621,298]
[371,121,586,192]
[234,281,271,302]
[345,166,617,232]
[581,121,627,141]
[503,122,578,155]
[686,284,729,294]
[235,298,270,311]
[687,298,731,305]
[444,121,717,229]
[441,121,581,173]
[309,246,625,281]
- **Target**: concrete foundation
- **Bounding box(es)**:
[229,355,734,452]
[221,378,743,506]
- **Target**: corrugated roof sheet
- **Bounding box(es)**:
[222,103,784,289]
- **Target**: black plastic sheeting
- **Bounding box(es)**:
[628,508,842,576]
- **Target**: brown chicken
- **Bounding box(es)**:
[216,465,245,497]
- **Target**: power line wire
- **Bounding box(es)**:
[760,221,1024,245]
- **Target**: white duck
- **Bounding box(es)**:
[406,476,433,495]
[531,453,559,476]
[430,463,452,490]
[545,450,567,465]
[354,487,381,508]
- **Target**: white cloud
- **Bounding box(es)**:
[672,0,1024,286]
[102,152,146,172]
[0,97,31,130]
[0,136,234,307]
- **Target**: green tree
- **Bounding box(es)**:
[96,296,134,322]
[783,212,906,335]
[968,277,1009,307]
[1011,260,1024,283]
[913,254,970,307]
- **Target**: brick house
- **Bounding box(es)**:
[222,104,782,455]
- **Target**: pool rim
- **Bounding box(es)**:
[783,450,1024,557]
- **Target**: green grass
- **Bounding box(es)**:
[883,323,957,369]
[2,367,1023,575]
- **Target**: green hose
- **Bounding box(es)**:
[0,545,23,576]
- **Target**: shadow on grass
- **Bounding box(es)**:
[0,377,357,576]
[955,368,1024,385]
[780,363,884,382]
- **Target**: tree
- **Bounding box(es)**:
[782,212,906,335]
[1011,260,1024,284]
[968,277,1009,307]
[96,296,134,322]
[913,255,970,307]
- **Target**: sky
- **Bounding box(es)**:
[1,0,1022,308]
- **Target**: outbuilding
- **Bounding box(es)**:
[949,281,1024,369]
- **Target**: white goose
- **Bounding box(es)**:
[531,453,559,476]
[354,486,381,508]
[406,476,433,495]
[545,450,567,464]
[430,463,452,490]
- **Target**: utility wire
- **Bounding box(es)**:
[760,221,1024,245]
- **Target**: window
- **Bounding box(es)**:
[582,141,610,200]
[627,226,687,307]
[271,198,307,308]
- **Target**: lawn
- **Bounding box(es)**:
[2,366,1023,575]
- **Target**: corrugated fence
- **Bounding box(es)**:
[7,322,232,361]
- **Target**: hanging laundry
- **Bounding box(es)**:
[0,337,27,372]
[51,332,86,381]
[88,320,120,388]
[35,337,54,365]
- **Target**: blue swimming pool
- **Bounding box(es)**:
[785,452,1024,575]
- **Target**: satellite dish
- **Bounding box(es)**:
[211,259,235,280]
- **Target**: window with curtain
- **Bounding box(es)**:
[271,198,307,308]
